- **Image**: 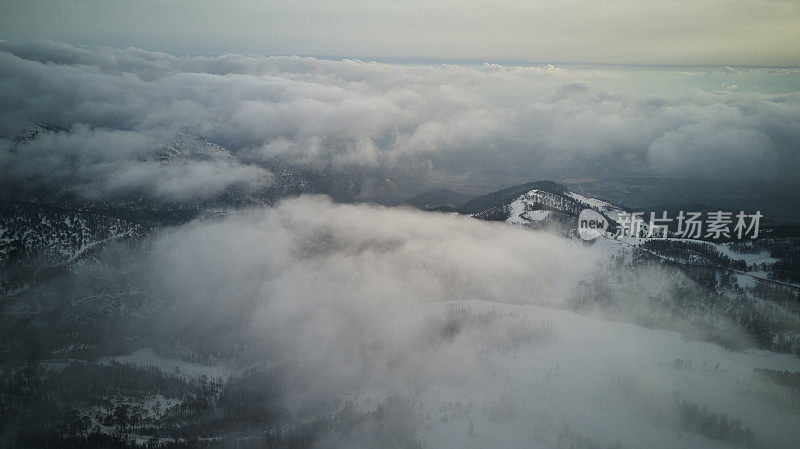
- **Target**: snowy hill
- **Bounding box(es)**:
[458,180,566,215]
[152,133,233,164]
[0,125,273,297]
[465,181,639,234]
[463,181,800,356]
[0,202,141,265]
[468,182,791,276]
[397,299,800,449]
[1,122,67,143]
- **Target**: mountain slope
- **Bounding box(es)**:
[457,180,566,215]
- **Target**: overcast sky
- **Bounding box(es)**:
[1,0,799,66]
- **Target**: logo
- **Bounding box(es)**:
[578,209,608,241]
[576,209,763,241]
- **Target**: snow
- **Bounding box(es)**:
[506,190,564,225]
[339,187,798,447]
[506,196,530,225]
[86,393,186,445]
[628,237,779,272]
[716,242,778,267]
[566,192,615,210]
[506,189,651,235]
[356,300,800,449]
[507,196,552,224]
[157,133,233,164]
[523,210,552,221]
[735,273,758,288]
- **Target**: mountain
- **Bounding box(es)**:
[452,180,800,354]
[0,126,279,297]
[1,122,67,143]
[152,133,233,164]
[457,180,566,215]
[456,180,625,228]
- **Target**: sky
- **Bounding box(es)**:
[1,0,800,66]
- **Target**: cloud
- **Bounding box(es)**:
[0,124,271,202]
[141,197,595,387]
[648,123,777,179]
[62,196,797,448]
[2,39,799,447]
[1,41,799,205]
[104,159,271,202]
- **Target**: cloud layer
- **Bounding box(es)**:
[1,41,799,205]
[128,197,598,401]
[78,197,800,448]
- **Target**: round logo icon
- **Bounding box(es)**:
[578,209,608,241]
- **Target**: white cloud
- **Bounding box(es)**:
[143,196,599,394]
[1,41,799,203]
[80,195,798,448]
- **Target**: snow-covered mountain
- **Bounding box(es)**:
[151,133,233,164]
[0,122,67,143]
[462,181,647,237]
[460,181,800,355]
[0,203,141,265]
[466,181,798,290]
[0,126,272,297]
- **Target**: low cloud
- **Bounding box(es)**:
[61,196,795,448]
[0,124,271,202]
[1,40,799,204]
[139,197,596,393]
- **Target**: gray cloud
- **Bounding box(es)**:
[0,124,271,202]
[1,41,799,206]
[69,196,799,448]
[135,197,598,399]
